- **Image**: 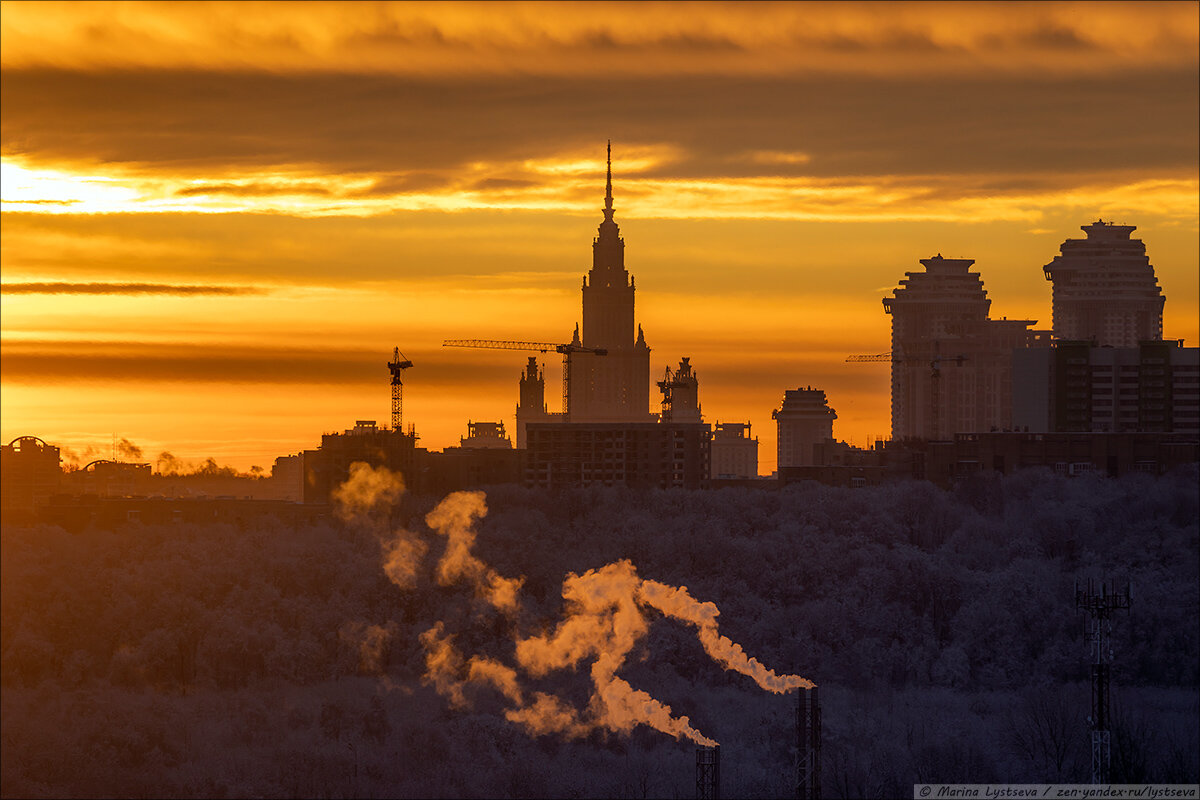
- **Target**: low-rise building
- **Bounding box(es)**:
[710,422,758,479]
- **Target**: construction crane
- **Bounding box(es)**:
[442,338,607,418]
[845,344,967,439]
[387,347,414,431]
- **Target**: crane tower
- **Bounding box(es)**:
[388,347,414,431]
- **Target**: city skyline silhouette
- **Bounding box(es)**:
[1,2,1197,473]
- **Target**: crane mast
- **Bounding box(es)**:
[387,347,414,431]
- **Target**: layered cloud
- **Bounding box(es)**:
[4,69,1196,183]
[2,2,1195,76]
[1,282,263,295]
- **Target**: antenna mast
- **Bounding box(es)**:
[1075,578,1131,784]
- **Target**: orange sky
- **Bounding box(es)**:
[2,1,1197,474]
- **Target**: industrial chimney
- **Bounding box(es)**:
[796,686,821,800]
[695,745,720,800]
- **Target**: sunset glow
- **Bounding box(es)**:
[2,0,1197,473]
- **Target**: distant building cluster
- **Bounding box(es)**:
[4,152,1197,522]
[881,222,1194,444]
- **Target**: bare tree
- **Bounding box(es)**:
[1003,686,1084,781]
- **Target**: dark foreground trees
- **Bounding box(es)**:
[2,466,1197,798]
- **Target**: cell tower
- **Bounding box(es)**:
[387,347,414,431]
[796,687,821,800]
[1075,578,1132,784]
[695,745,720,800]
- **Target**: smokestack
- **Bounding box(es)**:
[796,687,820,800]
[696,745,720,800]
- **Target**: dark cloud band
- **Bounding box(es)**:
[2,69,1195,178]
[0,340,522,386]
[1,282,263,295]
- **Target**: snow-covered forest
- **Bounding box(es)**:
[3,466,1197,798]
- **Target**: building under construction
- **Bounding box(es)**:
[301,420,422,502]
[525,421,710,490]
[883,255,1048,441]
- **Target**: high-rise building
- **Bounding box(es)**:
[566,142,654,423]
[1043,220,1165,347]
[773,387,837,468]
[883,255,1044,440]
[1013,340,1199,434]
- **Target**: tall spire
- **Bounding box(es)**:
[603,139,614,222]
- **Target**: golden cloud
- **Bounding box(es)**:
[1,2,1195,76]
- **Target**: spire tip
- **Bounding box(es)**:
[603,141,614,219]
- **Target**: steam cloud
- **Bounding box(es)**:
[333,470,814,748]
[332,462,405,523]
[332,462,428,590]
[425,491,523,613]
[339,621,396,674]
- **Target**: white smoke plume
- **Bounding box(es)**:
[504,692,590,739]
[332,462,405,523]
[419,622,525,707]
[638,579,816,693]
[419,622,468,709]
[330,473,814,749]
[467,656,524,706]
[332,463,428,590]
[515,560,718,746]
[381,530,428,590]
[425,491,523,613]
[420,550,811,748]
